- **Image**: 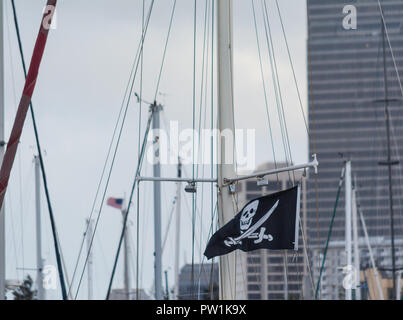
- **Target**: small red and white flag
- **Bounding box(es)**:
[107,197,124,210]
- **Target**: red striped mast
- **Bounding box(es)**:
[0,0,68,300]
[0,0,57,208]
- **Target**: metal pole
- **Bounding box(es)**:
[174,160,182,300]
[358,206,384,300]
[35,156,45,300]
[86,218,94,300]
[301,178,313,299]
[225,154,319,184]
[138,177,217,183]
[381,16,397,300]
[217,0,237,300]
[164,270,169,300]
[283,251,288,300]
[152,103,163,300]
[345,161,352,300]
[352,187,361,300]
[397,271,402,301]
[122,200,131,300]
[0,0,5,301]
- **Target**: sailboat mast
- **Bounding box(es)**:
[35,156,45,300]
[152,103,163,300]
[0,0,5,301]
[345,161,352,300]
[352,186,361,300]
[86,218,94,300]
[217,0,236,300]
[174,159,182,300]
[122,198,131,300]
[380,14,397,300]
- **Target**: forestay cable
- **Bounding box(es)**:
[377,1,403,100]
[74,0,156,299]
[274,0,309,137]
[69,0,155,296]
[105,107,155,300]
[251,0,280,185]
[315,165,346,300]
[262,0,295,183]
[4,0,68,300]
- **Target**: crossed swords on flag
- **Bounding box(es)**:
[224,200,279,247]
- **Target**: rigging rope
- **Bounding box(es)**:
[105,106,155,300]
[261,0,298,299]
[4,3,24,280]
[195,0,212,297]
[68,0,153,294]
[74,0,156,299]
[261,0,295,184]
[6,0,68,300]
[299,217,315,295]
[137,0,146,301]
[274,0,309,137]
[191,0,197,300]
[377,0,403,235]
[154,0,177,101]
[314,164,346,300]
[136,179,141,300]
[306,3,321,298]
[251,0,280,185]
[210,0,216,300]
[161,195,177,252]
[377,1,403,100]
[132,0,178,298]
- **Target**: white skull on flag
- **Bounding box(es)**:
[240,200,259,231]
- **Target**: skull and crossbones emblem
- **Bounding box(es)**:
[224,200,278,247]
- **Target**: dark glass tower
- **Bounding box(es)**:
[307,0,403,255]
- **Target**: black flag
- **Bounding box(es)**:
[204,185,301,260]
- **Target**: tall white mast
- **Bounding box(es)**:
[217,0,237,300]
[35,156,45,300]
[352,186,361,300]
[0,0,5,301]
[152,103,163,300]
[174,160,182,300]
[86,218,94,300]
[345,161,352,300]
[122,199,131,300]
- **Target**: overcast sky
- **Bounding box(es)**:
[2,0,307,299]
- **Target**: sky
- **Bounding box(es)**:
[2,0,307,299]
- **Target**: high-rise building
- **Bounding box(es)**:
[307,0,403,263]
[235,163,309,300]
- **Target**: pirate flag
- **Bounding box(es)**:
[204,185,301,260]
